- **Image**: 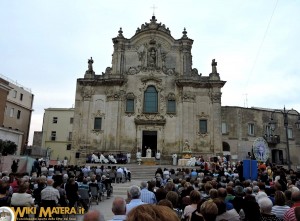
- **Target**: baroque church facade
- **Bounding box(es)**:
[72,16,226,164]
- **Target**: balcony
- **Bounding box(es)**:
[263,135,280,145]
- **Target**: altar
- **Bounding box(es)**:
[141,157,156,165]
[178,159,190,166]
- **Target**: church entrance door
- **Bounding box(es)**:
[142,131,157,157]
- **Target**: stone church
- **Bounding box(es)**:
[72,16,226,164]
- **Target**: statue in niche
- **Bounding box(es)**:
[148,48,157,67]
[183,140,191,152]
[211,59,217,73]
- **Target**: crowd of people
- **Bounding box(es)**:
[83,161,300,221]
[1,157,300,221]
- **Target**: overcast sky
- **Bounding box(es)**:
[1,0,299,145]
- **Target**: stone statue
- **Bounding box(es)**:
[88,57,94,71]
[146,147,152,158]
[211,59,217,73]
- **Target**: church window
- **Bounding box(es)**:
[248,123,255,136]
[94,117,102,130]
[144,86,158,113]
[126,98,134,112]
[199,120,207,134]
[167,100,176,113]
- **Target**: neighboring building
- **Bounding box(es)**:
[0,78,11,125]
[222,106,300,165]
[41,108,74,162]
[72,16,226,165]
[0,74,34,155]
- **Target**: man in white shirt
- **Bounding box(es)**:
[126,185,145,214]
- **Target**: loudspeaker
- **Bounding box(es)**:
[75,152,80,158]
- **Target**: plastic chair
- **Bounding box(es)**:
[90,186,100,205]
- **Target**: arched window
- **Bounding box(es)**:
[144,86,158,113]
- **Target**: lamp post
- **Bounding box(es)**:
[269,107,300,170]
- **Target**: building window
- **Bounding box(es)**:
[67,144,71,150]
[144,86,158,113]
[126,98,134,112]
[94,117,102,130]
[13,90,17,98]
[20,93,23,101]
[17,110,21,119]
[68,132,72,141]
[53,117,58,124]
[10,108,14,117]
[199,119,207,134]
[248,123,255,136]
[167,100,176,113]
[297,123,300,130]
[51,131,56,141]
[70,117,74,124]
[265,125,272,136]
[288,128,293,139]
[221,122,227,134]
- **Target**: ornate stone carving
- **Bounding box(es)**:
[102,67,112,75]
[182,92,195,102]
[128,67,138,75]
[92,110,105,117]
[80,86,95,99]
[135,16,171,36]
[105,90,124,101]
[210,92,222,103]
[197,112,209,119]
[91,129,104,135]
[134,114,166,125]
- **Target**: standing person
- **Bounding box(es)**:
[11,159,19,173]
[126,185,145,214]
[140,181,157,204]
[65,178,79,208]
[108,197,127,221]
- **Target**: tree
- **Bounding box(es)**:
[0,139,17,155]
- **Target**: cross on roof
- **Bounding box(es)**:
[151,4,157,16]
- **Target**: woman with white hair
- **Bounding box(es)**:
[258,197,280,221]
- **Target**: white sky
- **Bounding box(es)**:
[1,0,299,145]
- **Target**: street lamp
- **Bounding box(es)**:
[269,107,300,170]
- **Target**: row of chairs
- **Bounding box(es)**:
[77,181,113,210]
